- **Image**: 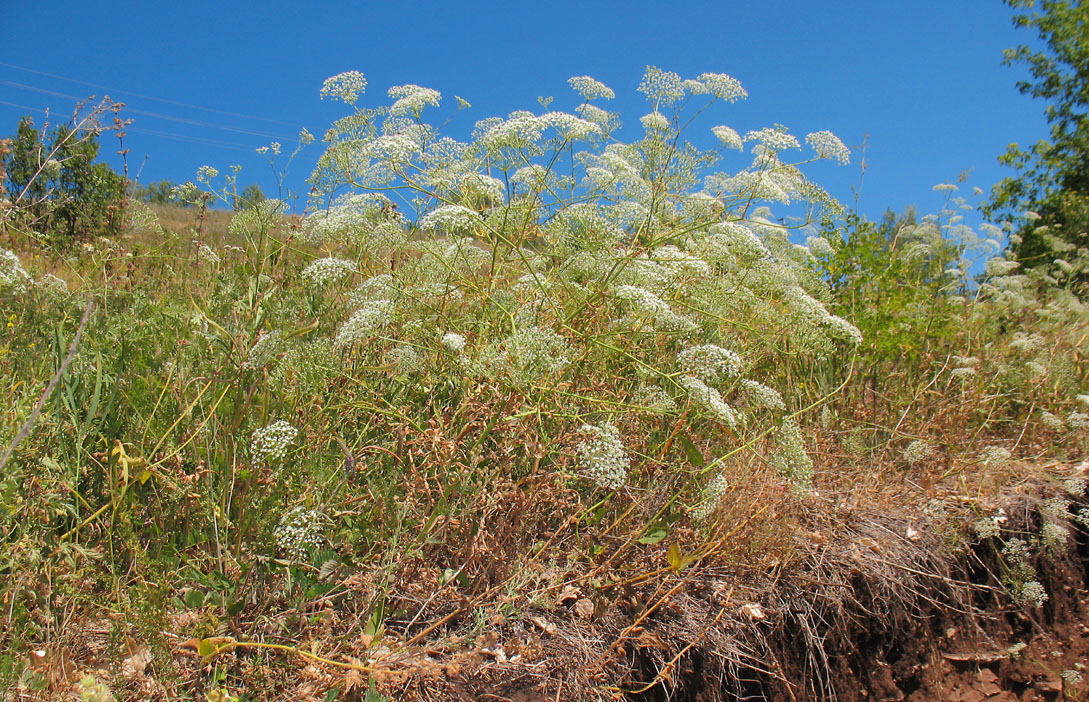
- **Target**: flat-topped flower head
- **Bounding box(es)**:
[251,420,299,463]
[806,131,850,165]
[638,66,686,106]
[321,70,367,105]
[576,422,629,489]
[712,125,743,150]
[388,84,441,117]
[568,76,615,101]
[301,257,357,287]
[697,72,747,102]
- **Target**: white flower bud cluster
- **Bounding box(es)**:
[711,125,743,150]
[441,332,467,353]
[302,257,357,287]
[633,384,678,413]
[638,66,686,106]
[576,422,629,489]
[696,73,748,102]
[568,76,615,101]
[692,472,730,522]
[770,418,813,487]
[744,128,800,153]
[386,344,423,374]
[274,506,328,560]
[677,345,741,384]
[903,439,934,466]
[320,70,367,104]
[1066,412,1089,431]
[640,111,671,132]
[679,375,738,428]
[244,330,286,370]
[615,285,672,318]
[335,299,395,347]
[0,249,31,293]
[35,273,69,298]
[739,379,786,412]
[196,244,220,265]
[251,420,299,463]
[388,84,441,117]
[805,131,850,165]
[499,326,570,384]
[979,445,1012,467]
[420,204,484,233]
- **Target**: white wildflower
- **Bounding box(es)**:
[638,66,686,105]
[335,300,395,346]
[640,111,671,131]
[320,70,367,104]
[251,420,298,463]
[301,257,357,286]
[740,379,786,412]
[678,344,742,384]
[441,331,467,353]
[274,506,328,560]
[744,128,800,152]
[692,472,731,521]
[420,204,484,232]
[568,76,615,101]
[711,125,743,150]
[388,84,441,116]
[805,131,850,165]
[244,330,285,370]
[679,375,738,428]
[697,72,747,101]
[576,422,629,489]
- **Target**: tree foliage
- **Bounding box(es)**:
[985,0,1089,286]
[3,114,125,242]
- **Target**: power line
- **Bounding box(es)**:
[0,99,261,152]
[0,60,307,130]
[0,79,300,141]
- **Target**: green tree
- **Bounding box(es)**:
[3,115,125,241]
[985,0,1089,285]
[233,182,266,211]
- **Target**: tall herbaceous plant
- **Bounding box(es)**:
[297,67,858,512]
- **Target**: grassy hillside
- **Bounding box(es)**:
[0,69,1087,701]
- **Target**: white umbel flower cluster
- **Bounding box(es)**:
[441,331,467,353]
[696,73,747,102]
[251,420,299,463]
[335,299,395,346]
[302,257,357,286]
[0,249,31,293]
[576,422,629,489]
[677,344,742,384]
[568,76,615,101]
[274,506,328,560]
[711,125,743,150]
[420,204,484,232]
[805,131,850,165]
[320,70,367,104]
[679,375,738,428]
[388,84,441,117]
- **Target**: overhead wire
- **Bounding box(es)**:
[0,59,306,130]
[0,79,300,141]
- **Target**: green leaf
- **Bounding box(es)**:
[183,588,205,609]
[637,526,669,545]
[678,435,705,467]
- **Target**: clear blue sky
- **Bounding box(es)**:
[1,0,1049,227]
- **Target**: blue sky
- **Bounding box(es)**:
[1,1,1048,227]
